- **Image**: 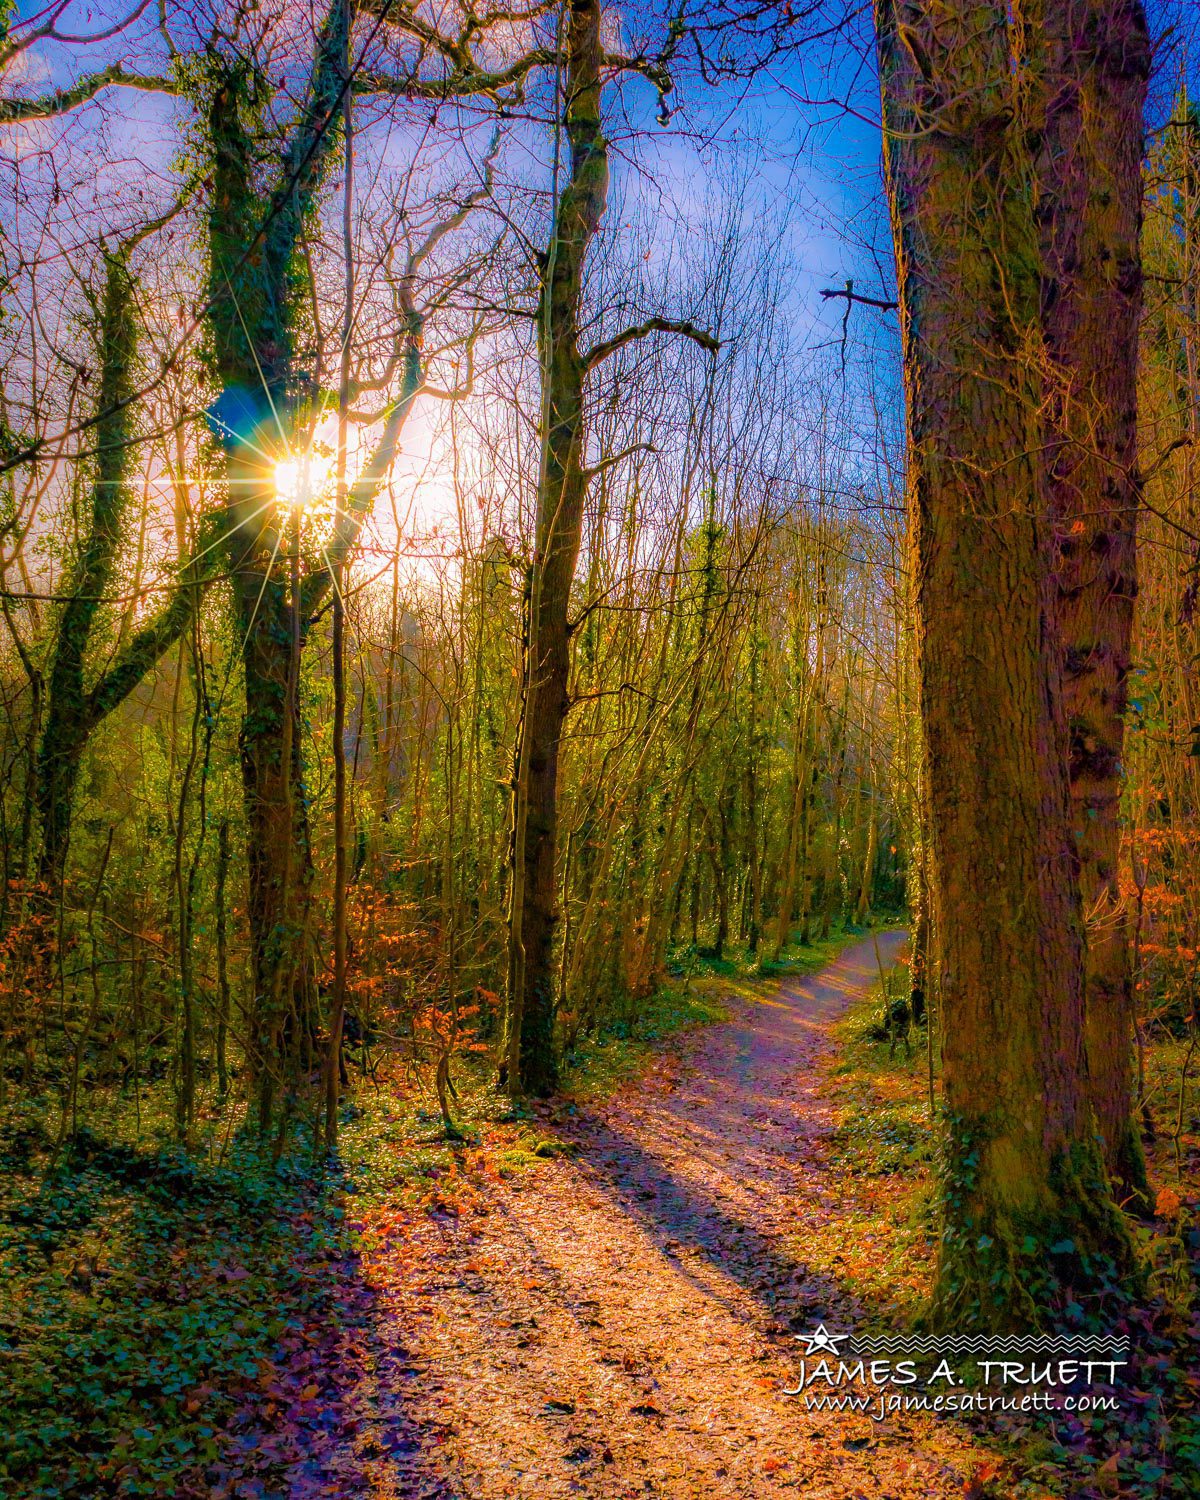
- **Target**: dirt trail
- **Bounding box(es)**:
[354,934,994,1499]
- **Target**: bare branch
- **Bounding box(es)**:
[818,282,898,312]
[582,441,656,483]
[0,0,154,77]
[584,317,719,371]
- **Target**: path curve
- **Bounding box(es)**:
[357,933,994,1499]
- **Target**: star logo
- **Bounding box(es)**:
[795,1324,846,1356]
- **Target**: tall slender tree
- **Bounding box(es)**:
[503,0,716,1094]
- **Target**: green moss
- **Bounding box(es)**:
[928,1116,1141,1334]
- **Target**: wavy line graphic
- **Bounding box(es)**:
[844,1337,1129,1356]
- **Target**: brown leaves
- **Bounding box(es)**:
[1093,1452,1122,1495]
[1154,1186,1182,1219]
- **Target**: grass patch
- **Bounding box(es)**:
[798,962,939,1321]
[560,980,731,1103]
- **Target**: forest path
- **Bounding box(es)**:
[352,933,994,1499]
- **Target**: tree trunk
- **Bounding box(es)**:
[215,818,231,1099]
[504,0,608,1096]
[855,771,877,925]
[37,249,140,901]
[234,556,317,1135]
[1038,0,1152,1202]
[875,0,1135,1327]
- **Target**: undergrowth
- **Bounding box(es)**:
[816,973,1200,1500]
[0,957,751,1497]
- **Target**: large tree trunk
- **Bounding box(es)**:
[1038,0,1152,1202]
[876,0,1134,1328]
[504,0,608,1096]
[203,3,372,1134]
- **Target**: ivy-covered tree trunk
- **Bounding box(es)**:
[36,249,138,902]
[37,242,215,905]
[1038,0,1152,1202]
[875,0,1135,1328]
[203,0,436,1131]
[204,9,348,1131]
[504,0,609,1097]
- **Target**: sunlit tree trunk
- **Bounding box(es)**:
[855,761,878,924]
[1038,0,1152,1201]
[876,0,1134,1327]
[773,602,823,958]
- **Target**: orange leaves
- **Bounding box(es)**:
[1093,1453,1122,1495]
[963,1460,1005,1499]
[1155,1186,1182,1219]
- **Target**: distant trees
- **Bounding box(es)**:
[1125,80,1200,1162]
[0,0,901,1146]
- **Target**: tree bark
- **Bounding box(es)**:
[1037,0,1152,1202]
[875,0,1135,1327]
[504,0,609,1096]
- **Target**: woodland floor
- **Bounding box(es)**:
[3,931,1195,1499]
[303,934,1023,1500]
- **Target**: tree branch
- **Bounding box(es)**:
[582,441,656,482]
[0,0,154,77]
[584,317,719,371]
[818,281,899,311]
[86,509,231,727]
[0,64,177,124]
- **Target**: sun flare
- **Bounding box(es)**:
[272,450,335,511]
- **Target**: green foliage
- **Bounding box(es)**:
[0,1108,353,1498]
[561,982,730,1102]
[930,1116,1138,1334]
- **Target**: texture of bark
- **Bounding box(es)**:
[875,0,1134,1326]
[1037,0,1152,1201]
